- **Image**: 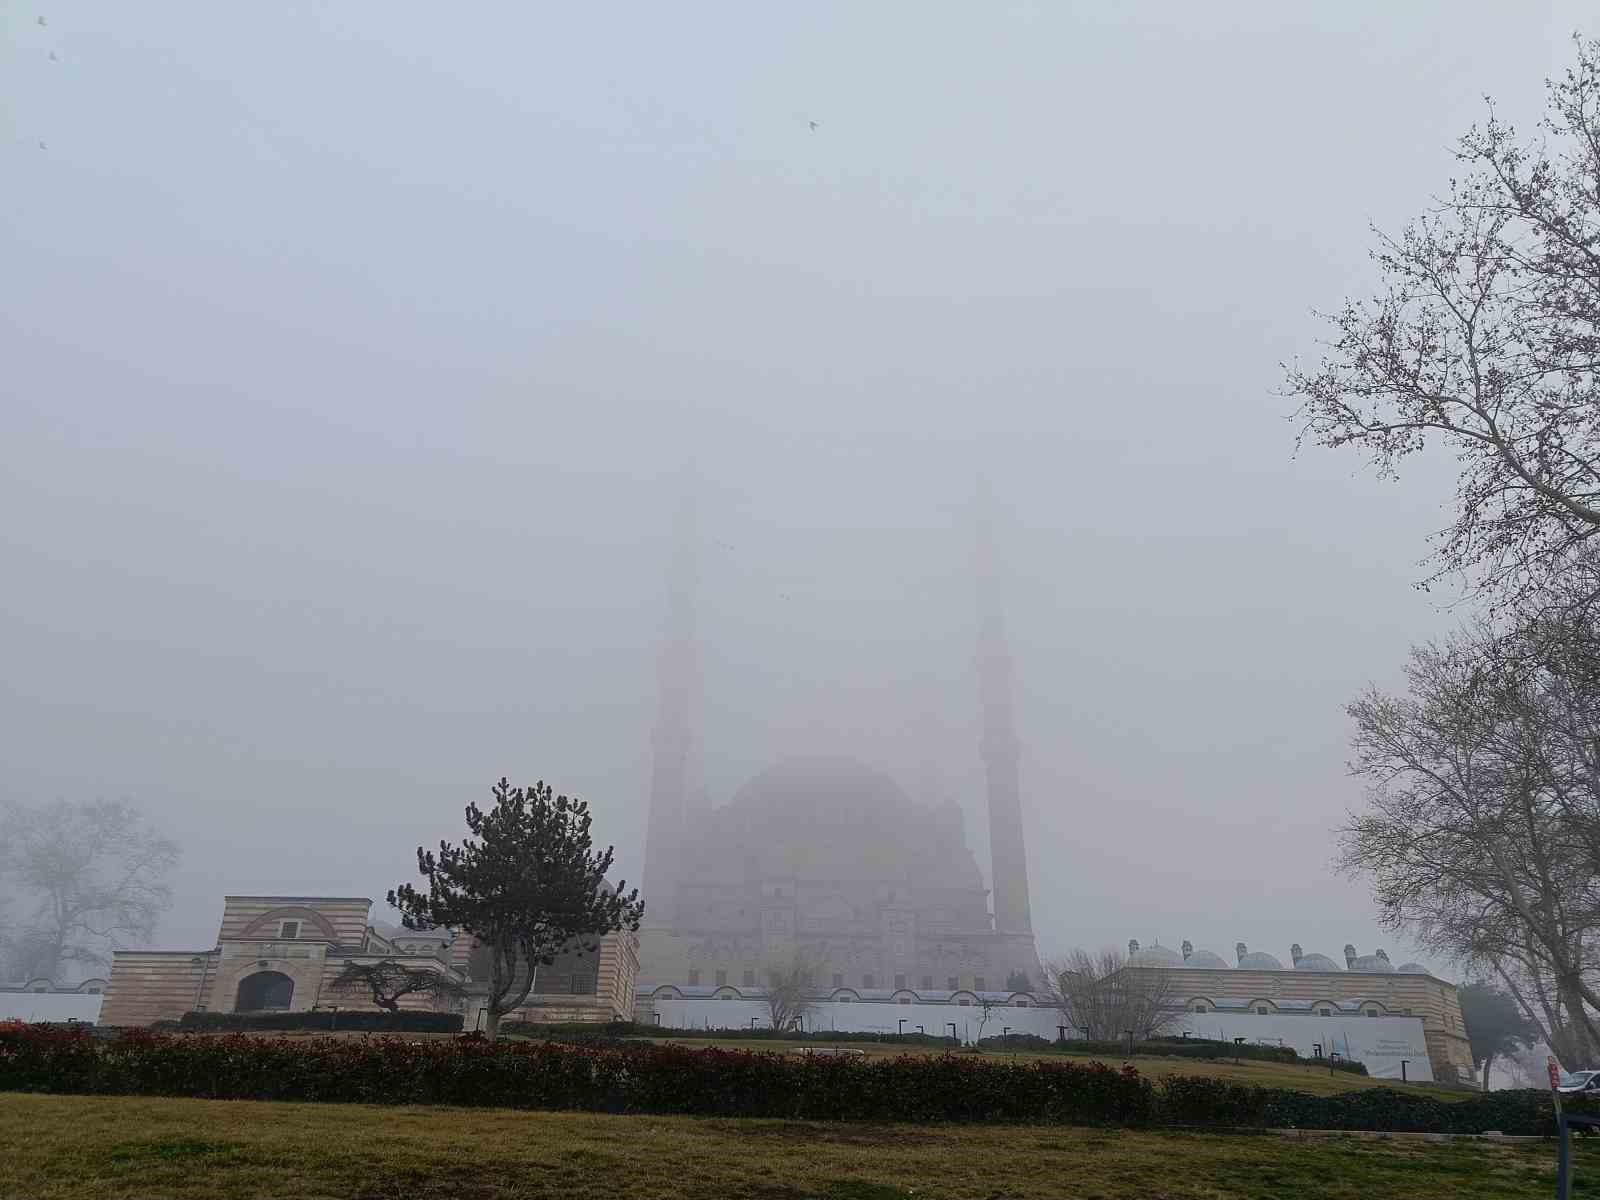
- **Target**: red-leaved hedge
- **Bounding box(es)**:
[0,1022,1152,1125]
[0,1022,1573,1134]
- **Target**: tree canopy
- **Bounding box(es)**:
[388,778,643,1039]
[1459,981,1539,1090]
[1290,35,1600,607]
[329,959,466,1014]
[1042,948,1177,1042]
[0,799,178,982]
[1338,615,1600,1067]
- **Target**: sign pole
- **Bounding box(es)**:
[1550,1055,1570,1200]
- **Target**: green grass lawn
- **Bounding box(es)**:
[1,1092,1590,1200]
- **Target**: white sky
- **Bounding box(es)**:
[3,2,1596,975]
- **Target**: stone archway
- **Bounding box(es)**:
[236,970,294,1012]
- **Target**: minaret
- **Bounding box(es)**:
[976,482,1034,936]
[640,489,699,930]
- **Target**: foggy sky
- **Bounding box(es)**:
[4,2,1595,977]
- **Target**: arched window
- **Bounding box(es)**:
[236,970,294,1012]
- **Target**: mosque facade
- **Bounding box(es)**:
[634,490,1043,997]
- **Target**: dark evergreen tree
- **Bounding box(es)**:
[1459,981,1538,1090]
[389,778,644,1040]
[328,959,465,1013]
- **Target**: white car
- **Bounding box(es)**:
[1557,1069,1600,1095]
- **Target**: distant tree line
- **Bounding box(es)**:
[1288,35,1600,1069]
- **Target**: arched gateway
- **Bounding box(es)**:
[236,970,293,1011]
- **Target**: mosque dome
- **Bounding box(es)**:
[1175,940,1230,969]
[681,757,987,893]
[1234,942,1283,970]
[1293,953,1344,972]
[1396,963,1430,975]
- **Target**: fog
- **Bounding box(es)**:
[3,2,1594,974]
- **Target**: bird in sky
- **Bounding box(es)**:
[38,140,47,150]
[809,121,819,131]
[38,15,47,25]
[49,51,58,61]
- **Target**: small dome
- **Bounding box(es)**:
[1294,953,1343,972]
[1348,954,1395,973]
[1128,940,1185,967]
[1396,962,1430,975]
[1234,942,1283,970]
[1183,949,1231,969]
[1238,951,1284,970]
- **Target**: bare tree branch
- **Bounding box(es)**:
[0,800,178,981]
[1042,948,1178,1043]
[1288,35,1600,608]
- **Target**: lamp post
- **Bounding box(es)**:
[1057,1024,1067,1046]
[750,1017,759,1030]
[1125,1030,1135,1059]
[1400,1059,1409,1083]
[898,1018,906,1039]
[947,1022,958,1046]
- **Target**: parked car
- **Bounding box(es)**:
[1557,1069,1600,1095]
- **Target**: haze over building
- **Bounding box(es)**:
[636,486,1041,993]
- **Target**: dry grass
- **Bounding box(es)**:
[2,1091,1591,1200]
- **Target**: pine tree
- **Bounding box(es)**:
[389,778,644,1040]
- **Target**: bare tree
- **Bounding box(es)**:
[1288,35,1600,606]
[975,996,997,1044]
[0,800,178,981]
[1503,1043,1554,1090]
[328,959,467,1013]
[1043,948,1178,1043]
[1339,625,1600,1066]
[763,952,819,1033]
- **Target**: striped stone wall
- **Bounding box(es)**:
[101,951,216,1027]
[1155,965,1474,1080]
[218,897,373,945]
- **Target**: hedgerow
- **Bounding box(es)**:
[0,1022,1150,1124]
[1066,1037,1305,1066]
[502,1021,955,1046]
[0,1022,1567,1133]
[176,1011,463,1034]
[1157,1074,1572,1136]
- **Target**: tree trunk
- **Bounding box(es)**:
[483,1006,502,1042]
[1559,977,1599,1066]
[1482,1052,1495,1092]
